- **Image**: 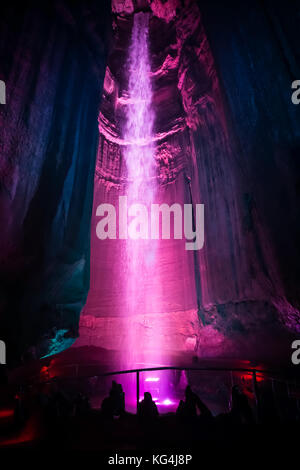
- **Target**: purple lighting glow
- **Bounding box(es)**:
[122,12,163,369]
[145,377,160,382]
[123,12,155,198]
[160,399,173,406]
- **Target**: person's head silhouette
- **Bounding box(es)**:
[185,385,193,400]
[144,392,152,402]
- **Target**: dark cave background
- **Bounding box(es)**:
[0,0,299,365]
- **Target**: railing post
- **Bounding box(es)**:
[136,371,140,414]
[272,378,281,421]
[252,370,259,422]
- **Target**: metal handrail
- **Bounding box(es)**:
[40,364,299,413]
[87,366,272,376]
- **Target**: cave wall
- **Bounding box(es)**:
[0,0,111,363]
[200,0,300,330]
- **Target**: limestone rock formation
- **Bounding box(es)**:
[0,0,111,363]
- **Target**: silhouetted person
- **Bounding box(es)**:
[138,392,159,423]
[101,389,115,419]
[230,385,254,424]
[110,381,125,416]
[176,386,212,420]
[115,383,125,416]
[111,380,118,395]
[177,386,197,418]
[101,381,126,418]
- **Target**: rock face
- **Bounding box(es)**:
[75,0,300,364]
[0,1,111,363]
[1,0,300,365]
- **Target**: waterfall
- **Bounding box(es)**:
[123,12,155,199]
[122,12,160,368]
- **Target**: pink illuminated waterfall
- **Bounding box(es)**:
[122,12,161,368]
[123,12,155,199]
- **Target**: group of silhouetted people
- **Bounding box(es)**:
[7,377,290,443]
[100,381,258,426]
[101,382,161,423]
[101,381,215,423]
[1,374,298,450]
